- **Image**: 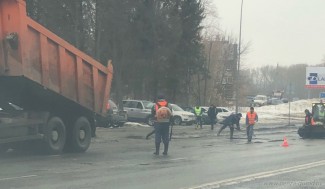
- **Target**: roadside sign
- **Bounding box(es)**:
[305,67,325,88]
[320,92,325,98]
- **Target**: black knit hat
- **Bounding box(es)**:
[157,94,165,100]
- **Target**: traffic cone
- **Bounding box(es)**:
[282,136,289,147]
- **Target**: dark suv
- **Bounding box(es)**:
[105,100,127,128]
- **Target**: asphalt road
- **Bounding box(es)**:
[1,122,325,189]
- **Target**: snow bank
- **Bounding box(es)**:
[239,99,321,125]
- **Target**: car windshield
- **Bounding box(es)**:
[201,107,208,112]
[142,101,154,109]
[171,104,184,111]
[255,96,265,100]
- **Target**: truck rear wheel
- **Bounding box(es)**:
[44,117,66,154]
[71,117,91,153]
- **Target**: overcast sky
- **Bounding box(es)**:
[212,0,325,68]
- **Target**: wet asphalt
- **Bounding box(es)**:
[1,122,325,189]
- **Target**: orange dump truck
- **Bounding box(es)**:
[0,0,113,153]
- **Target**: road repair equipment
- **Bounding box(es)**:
[298,103,325,138]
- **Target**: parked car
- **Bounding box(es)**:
[281,98,289,103]
[267,98,284,105]
[216,107,233,123]
[252,95,268,107]
[182,106,212,124]
[199,106,211,124]
[105,100,127,128]
[170,104,196,125]
[122,100,155,125]
[246,96,255,106]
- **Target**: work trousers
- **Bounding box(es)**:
[247,125,254,142]
[196,116,202,128]
[155,122,170,144]
[210,117,216,130]
[218,124,234,139]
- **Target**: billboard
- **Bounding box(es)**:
[305,67,325,89]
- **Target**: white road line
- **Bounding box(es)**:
[0,175,38,181]
[186,160,325,189]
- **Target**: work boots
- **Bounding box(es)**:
[154,142,160,155]
[163,143,169,155]
[230,128,234,139]
[217,128,222,136]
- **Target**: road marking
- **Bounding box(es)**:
[0,175,38,181]
[186,160,325,189]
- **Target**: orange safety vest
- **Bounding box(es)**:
[311,117,315,126]
[155,100,168,111]
[247,111,257,125]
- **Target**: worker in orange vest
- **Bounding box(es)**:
[151,94,172,155]
[246,107,258,143]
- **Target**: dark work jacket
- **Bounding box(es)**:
[223,114,240,127]
[305,112,312,125]
[207,106,217,119]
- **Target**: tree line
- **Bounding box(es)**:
[26,0,207,106]
[241,64,324,101]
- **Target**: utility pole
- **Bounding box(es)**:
[288,83,292,126]
[204,41,213,106]
[236,0,244,114]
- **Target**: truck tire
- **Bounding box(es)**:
[44,117,66,154]
[71,117,91,153]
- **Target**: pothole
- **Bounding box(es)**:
[126,135,144,139]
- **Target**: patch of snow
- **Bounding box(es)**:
[237,99,321,125]
[124,122,151,128]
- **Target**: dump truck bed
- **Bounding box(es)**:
[0,0,113,117]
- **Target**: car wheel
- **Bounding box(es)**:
[173,116,182,125]
[147,116,155,126]
[118,122,125,127]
